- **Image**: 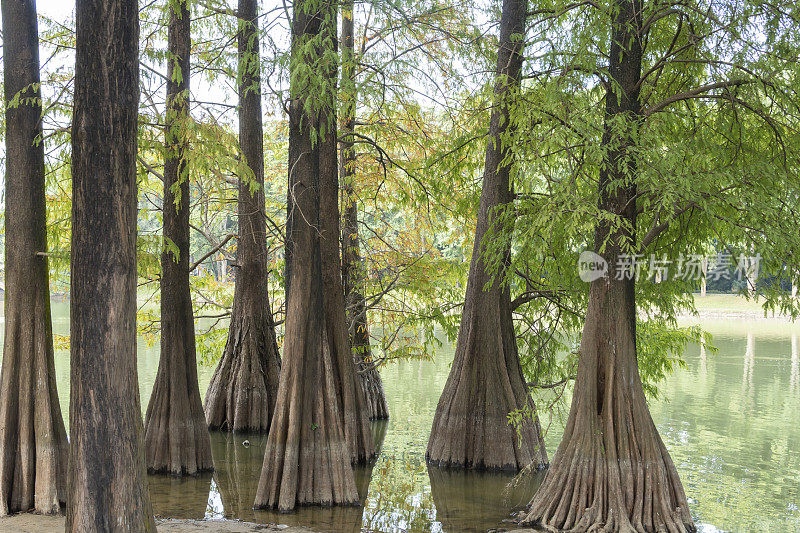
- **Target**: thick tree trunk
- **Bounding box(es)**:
[68,0,155,530]
[521,1,695,530]
[144,0,214,475]
[204,0,281,434]
[426,0,547,472]
[254,0,374,512]
[339,0,389,421]
[0,0,68,516]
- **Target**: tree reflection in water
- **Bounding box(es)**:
[148,473,213,519]
[428,465,545,532]
[208,421,387,531]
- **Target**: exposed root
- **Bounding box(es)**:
[521,279,695,533]
[0,301,68,515]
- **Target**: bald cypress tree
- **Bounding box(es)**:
[253,0,374,512]
[204,0,282,434]
[521,1,694,530]
[67,0,156,529]
[339,0,389,421]
[0,0,68,516]
[426,0,548,472]
[144,0,213,475]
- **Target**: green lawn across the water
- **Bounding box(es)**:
[691,293,766,313]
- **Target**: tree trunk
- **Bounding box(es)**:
[339,0,389,421]
[144,0,214,475]
[426,0,547,472]
[68,0,156,530]
[700,257,707,296]
[521,1,695,530]
[254,0,374,512]
[204,0,281,434]
[0,0,68,516]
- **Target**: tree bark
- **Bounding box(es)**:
[254,0,375,512]
[0,0,68,516]
[339,0,389,421]
[521,1,695,530]
[700,257,707,296]
[144,0,214,475]
[204,0,281,434]
[426,0,548,472]
[68,0,156,530]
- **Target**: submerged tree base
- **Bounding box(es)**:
[205,314,281,434]
[521,280,695,533]
[254,328,361,511]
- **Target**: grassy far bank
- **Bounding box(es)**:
[689,293,795,317]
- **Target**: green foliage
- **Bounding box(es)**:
[11,0,799,423]
[476,0,800,426]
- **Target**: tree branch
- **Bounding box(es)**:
[190,233,234,272]
[643,79,750,116]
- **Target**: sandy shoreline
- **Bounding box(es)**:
[0,515,317,532]
[0,514,542,532]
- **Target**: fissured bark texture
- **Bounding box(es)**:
[0,0,68,516]
[254,0,374,512]
[68,0,155,530]
[144,0,214,475]
[426,0,548,472]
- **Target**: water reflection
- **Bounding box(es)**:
[791,334,798,394]
[199,422,387,532]
[658,318,800,531]
[149,473,213,519]
[742,331,755,390]
[4,303,800,531]
[427,466,544,533]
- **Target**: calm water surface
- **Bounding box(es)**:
[4,301,800,532]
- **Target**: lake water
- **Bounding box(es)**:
[4,301,800,532]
